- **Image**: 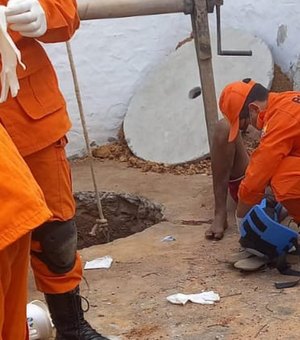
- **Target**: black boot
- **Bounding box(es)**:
[45,286,109,340]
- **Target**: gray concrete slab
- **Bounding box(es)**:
[124,28,274,164]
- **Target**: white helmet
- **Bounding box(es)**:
[27,300,53,340]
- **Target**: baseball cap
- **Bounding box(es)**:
[219,80,256,142]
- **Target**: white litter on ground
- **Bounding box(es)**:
[161,235,176,242]
[84,256,113,270]
[167,291,220,305]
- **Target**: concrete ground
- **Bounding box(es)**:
[29,159,300,340]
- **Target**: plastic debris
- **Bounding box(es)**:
[84,256,113,270]
[166,291,220,305]
[161,235,176,242]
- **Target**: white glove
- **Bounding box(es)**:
[5,0,47,38]
[0,5,25,102]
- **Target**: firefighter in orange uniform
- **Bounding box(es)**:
[2,0,109,338]
[0,124,51,340]
[218,79,300,224]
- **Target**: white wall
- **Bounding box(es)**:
[218,0,300,80]
[44,15,191,157]
[44,0,300,156]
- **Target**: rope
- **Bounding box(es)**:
[65,41,109,242]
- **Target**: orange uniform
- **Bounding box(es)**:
[0,2,109,339]
[239,92,300,221]
[0,0,79,157]
[0,124,51,340]
[0,0,81,293]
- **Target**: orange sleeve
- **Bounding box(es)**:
[238,111,299,205]
[37,0,80,43]
[0,125,52,249]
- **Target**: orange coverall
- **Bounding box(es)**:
[239,91,300,222]
[0,0,81,293]
[0,124,51,340]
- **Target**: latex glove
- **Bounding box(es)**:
[5,0,47,38]
[0,5,25,102]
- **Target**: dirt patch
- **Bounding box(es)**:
[124,325,161,339]
[271,64,293,92]
[92,130,212,176]
[75,191,164,249]
[29,160,300,339]
[91,65,292,177]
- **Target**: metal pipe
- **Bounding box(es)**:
[78,0,193,20]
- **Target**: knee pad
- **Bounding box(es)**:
[32,219,77,274]
[239,199,298,260]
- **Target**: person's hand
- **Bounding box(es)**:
[5,0,47,38]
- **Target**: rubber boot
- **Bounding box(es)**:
[45,286,109,340]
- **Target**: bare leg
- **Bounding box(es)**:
[205,119,249,240]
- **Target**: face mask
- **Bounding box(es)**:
[254,105,267,130]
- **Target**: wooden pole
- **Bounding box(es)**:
[191,0,218,152]
[78,0,193,20]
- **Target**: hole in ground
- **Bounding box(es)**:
[75,191,165,249]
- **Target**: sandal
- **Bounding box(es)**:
[234,256,268,271]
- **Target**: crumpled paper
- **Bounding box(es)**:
[84,256,113,270]
[167,291,220,305]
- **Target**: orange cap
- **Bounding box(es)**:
[219,80,256,142]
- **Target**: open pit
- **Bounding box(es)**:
[74,191,165,249]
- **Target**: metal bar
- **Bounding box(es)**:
[206,0,224,13]
[78,0,193,20]
[191,0,218,151]
[216,5,252,56]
